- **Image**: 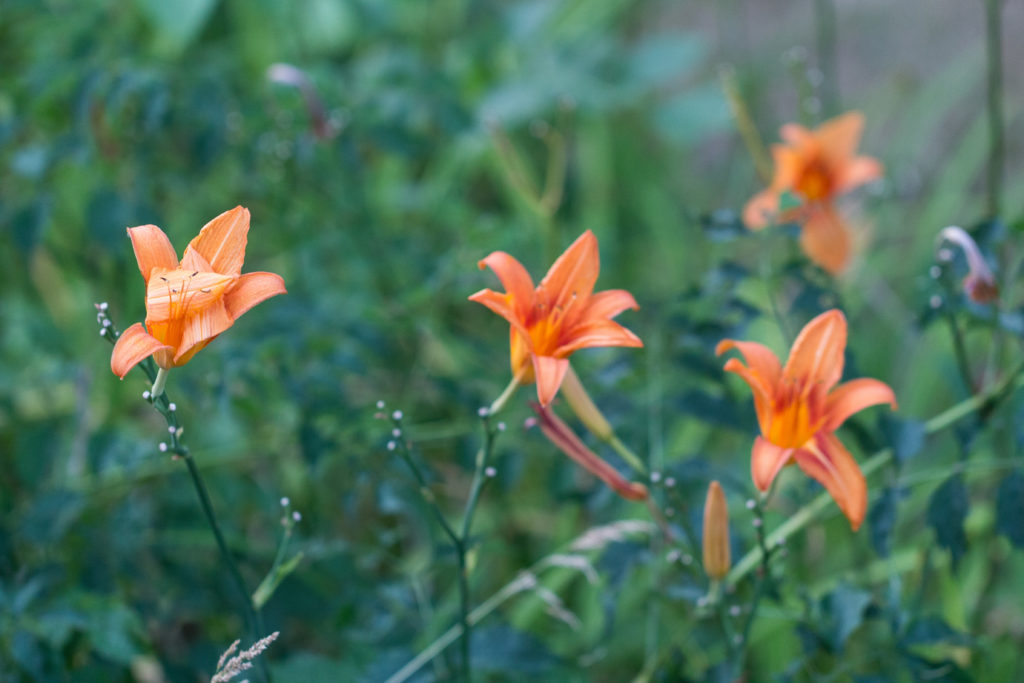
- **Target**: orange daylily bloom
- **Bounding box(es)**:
[111,206,287,378]
[743,111,883,274]
[716,310,897,530]
[468,230,643,406]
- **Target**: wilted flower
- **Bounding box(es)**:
[717,310,897,530]
[469,230,642,406]
[111,206,286,379]
[744,111,883,274]
[936,226,999,304]
[531,402,648,501]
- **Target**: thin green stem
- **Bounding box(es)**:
[814,0,839,116]
[945,312,975,393]
[607,435,648,476]
[150,367,169,398]
[985,0,1005,218]
[488,375,521,417]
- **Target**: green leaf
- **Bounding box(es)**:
[134,0,218,54]
[869,486,900,557]
[825,583,872,651]
[996,470,1024,548]
[927,475,968,569]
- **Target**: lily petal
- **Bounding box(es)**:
[532,402,649,501]
[780,122,815,148]
[533,355,570,406]
[716,339,782,388]
[721,357,775,434]
[743,188,780,230]
[583,289,639,319]
[539,230,599,312]
[783,308,847,391]
[468,288,533,342]
[225,271,287,320]
[751,436,794,492]
[793,432,867,530]
[476,251,535,319]
[181,245,214,273]
[145,270,236,321]
[799,204,852,275]
[128,225,179,284]
[111,322,173,378]
[555,320,643,357]
[174,298,234,364]
[187,206,250,277]
[816,110,864,165]
[825,378,898,431]
[836,156,883,194]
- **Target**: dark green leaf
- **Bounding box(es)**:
[927,475,968,569]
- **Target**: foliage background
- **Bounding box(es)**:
[2,0,1024,680]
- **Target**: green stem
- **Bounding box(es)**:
[488,375,521,417]
[945,312,975,393]
[814,0,839,116]
[985,0,1005,218]
[724,361,1024,588]
[150,367,169,398]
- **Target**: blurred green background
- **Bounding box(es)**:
[3,0,1024,680]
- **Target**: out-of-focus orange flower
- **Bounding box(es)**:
[111,206,287,378]
[531,402,649,501]
[744,111,883,275]
[716,310,897,530]
[469,230,642,406]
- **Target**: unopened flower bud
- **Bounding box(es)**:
[702,481,731,581]
[937,226,999,304]
[559,367,614,442]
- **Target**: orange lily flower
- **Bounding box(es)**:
[743,111,883,274]
[111,206,287,379]
[716,310,897,530]
[469,230,643,406]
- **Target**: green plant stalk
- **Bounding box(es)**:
[385,521,656,683]
[724,360,1024,588]
[985,0,1005,218]
[814,0,839,116]
[945,311,975,393]
[101,319,269,682]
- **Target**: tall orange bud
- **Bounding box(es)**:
[702,481,731,581]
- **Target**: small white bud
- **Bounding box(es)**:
[752,518,763,528]
[158,442,168,452]
[745,499,756,510]
[99,328,107,336]
[99,302,108,311]
[729,605,741,617]
[664,477,676,488]
[168,426,176,434]
[938,247,954,263]
[930,294,943,309]
[292,511,302,522]
[376,400,385,409]
[280,497,290,507]
[142,390,151,400]
[484,466,497,478]
[650,471,662,483]
[168,403,176,412]
[391,428,401,438]
[392,410,403,421]
[387,440,397,451]
[477,406,489,417]
[929,265,942,279]
[102,319,111,327]
[497,422,506,432]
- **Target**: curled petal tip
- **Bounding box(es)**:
[715,339,736,356]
